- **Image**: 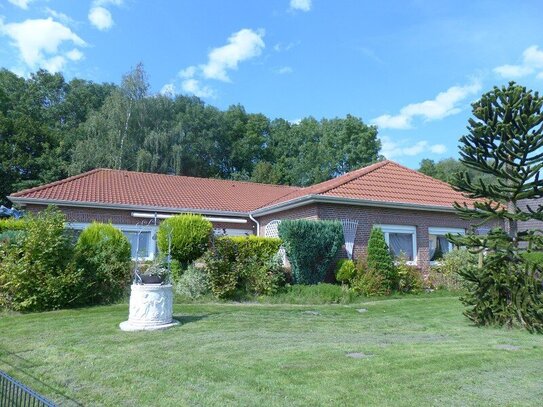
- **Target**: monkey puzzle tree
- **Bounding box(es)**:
[451,82,543,332]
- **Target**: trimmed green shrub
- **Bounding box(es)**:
[335,259,357,284]
[278,219,344,284]
[366,227,398,292]
[428,249,477,290]
[0,207,82,312]
[204,236,284,299]
[396,255,424,293]
[157,214,212,266]
[74,222,132,305]
[0,218,26,233]
[176,264,210,299]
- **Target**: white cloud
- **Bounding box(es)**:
[42,55,66,73]
[494,45,543,79]
[45,8,75,26]
[179,66,197,79]
[7,0,33,10]
[372,82,481,130]
[170,28,265,99]
[88,7,113,31]
[380,136,448,159]
[201,28,265,82]
[88,0,123,31]
[181,79,216,99]
[277,66,293,74]
[0,17,86,72]
[66,48,83,61]
[160,83,175,96]
[290,0,312,12]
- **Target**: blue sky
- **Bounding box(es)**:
[1,0,543,169]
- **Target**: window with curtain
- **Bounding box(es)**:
[388,232,414,260]
[377,225,417,263]
[428,227,465,262]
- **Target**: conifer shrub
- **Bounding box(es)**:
[365,227,398,293]
[278,219,344,284]
[74,222,132,305]
[157,214,212,267]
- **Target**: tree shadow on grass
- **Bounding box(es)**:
[172,314,209,325]
[0,347,83,406]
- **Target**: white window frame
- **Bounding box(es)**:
[428,227,465,265]
[375,224,417,265]
[66,222,158,260]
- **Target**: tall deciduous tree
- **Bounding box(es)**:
[451,82,543,332]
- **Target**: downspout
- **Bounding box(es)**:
[249,213,260,236]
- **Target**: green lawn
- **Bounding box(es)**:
[1,295,542,406]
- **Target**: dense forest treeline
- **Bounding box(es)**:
[0,64,384,206]
[0,64,487,207]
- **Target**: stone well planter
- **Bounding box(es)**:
[119,284,179,331]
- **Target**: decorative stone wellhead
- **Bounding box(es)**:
[120,219,179,331]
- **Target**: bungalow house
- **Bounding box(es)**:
[8,160,481,270]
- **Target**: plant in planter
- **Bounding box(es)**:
[140,258,170,284]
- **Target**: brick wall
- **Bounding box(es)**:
[256,204,319,237]
[254,202,491,271]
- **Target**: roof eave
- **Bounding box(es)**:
[251,194,459,216]
[7,196,251,218]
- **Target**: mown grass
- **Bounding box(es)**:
[1,295,542,406]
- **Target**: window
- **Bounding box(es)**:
[428,227,465,262]
[376,225,417,263]
[123,231,151,259]
[66,222,157,260]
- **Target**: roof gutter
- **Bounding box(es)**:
[251,194,458,217]
[7,197,250,218]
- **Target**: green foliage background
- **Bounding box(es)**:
[0,65,381,206]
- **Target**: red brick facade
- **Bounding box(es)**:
[255,202,484,271]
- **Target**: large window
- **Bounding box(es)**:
[123,231,151,259]
[67,222,157,260]
[428,227,465,262]
[377,225,417,263]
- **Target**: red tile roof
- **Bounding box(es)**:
[9,169,300,213]
[9,161,475,214]
[266,160,475,209]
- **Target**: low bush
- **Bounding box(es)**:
[278,219,344,284]
[0,207,82,312]
[176,264,211,299]
[204,236,284,299]
[75,222,132,305]
[335,259,357,285]
[428,249,477,290]
[157,214,212,267]
[396,256,424,293]
[353,267,389,297]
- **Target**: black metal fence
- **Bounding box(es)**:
[0,370,56,407]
